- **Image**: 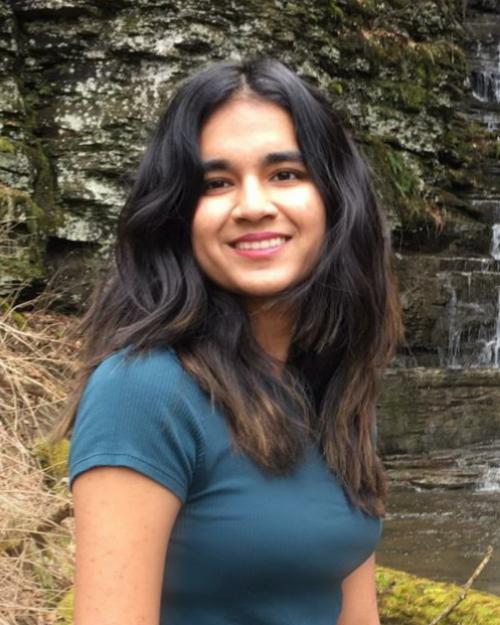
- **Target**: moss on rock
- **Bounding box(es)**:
[0,0,494,306]
[33,437,70,484]
[56,588,74,625]
[0,136,16,153]
[377,565,500,625]
[0,183,46,290]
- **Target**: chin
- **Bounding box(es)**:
[213,274,299,299]
[234,285,294,301]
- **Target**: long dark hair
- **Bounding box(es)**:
[54,58,404,517]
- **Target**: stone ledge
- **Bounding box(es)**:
[379,366,500,453]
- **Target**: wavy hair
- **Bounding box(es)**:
[54,58,404,517]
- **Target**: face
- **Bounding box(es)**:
[191,97,326,306]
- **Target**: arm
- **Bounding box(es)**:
[72,466,182,625]
[337,553,380,625]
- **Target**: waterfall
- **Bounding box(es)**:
[439,5,500,369]
[469,41,500,103]
[478,466,500,492]
[477,286,500,366]
[491,223,500,259]
[464,2,500,496]
[437,268,500,368]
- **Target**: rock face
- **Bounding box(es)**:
[1,0,500,453]
[0,0,484,299]
[395,254,500,369]
[380,0,500,453]
[377,565,500,625]
[383,439,500,489]
[378,367,500,453]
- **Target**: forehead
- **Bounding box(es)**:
[199,97,298,158]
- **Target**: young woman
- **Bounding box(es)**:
[58,57,404,625]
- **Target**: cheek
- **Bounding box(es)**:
[191,201,214,243]
[293,188,327,240]
[309,191,327,241]
[190,204,225,270]
[190,209,210,270]
[191,210,202,244]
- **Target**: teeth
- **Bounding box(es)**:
[235,237,287,250]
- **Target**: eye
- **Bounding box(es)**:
[271,169,305,182]
[202,178,232,193]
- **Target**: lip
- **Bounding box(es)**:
[229,235,290,259]
[229,231,292,245]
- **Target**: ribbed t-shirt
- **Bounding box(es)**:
[69,347,382,625]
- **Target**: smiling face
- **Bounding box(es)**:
[191,97,326,306]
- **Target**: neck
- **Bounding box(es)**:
[245,300,294,364]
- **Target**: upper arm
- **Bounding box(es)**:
[68,351,206,624]
[69,350,205,504]
[337,553,380,625]
[72,466,182,625]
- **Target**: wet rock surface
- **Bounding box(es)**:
[0,0,492,306]
[384,439,500,489]
[379,440,500,597]
[378,367,500,453]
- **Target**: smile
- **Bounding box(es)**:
[230,236,290,257]
[234,236,287,250]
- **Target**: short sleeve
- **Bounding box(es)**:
[68,348,206,503]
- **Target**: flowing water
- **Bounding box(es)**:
[377,8,500,596]
[377,441,500,596]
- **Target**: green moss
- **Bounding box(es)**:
[328,1,345,22]
[345,0,378,16]
[364,138,424,218]
[27,535,74,615]
[0,184,46,281]
[0,136,15,153]
[377,566,500,625]
[0,299,27,327]
[33,437,70,484]
[376,80,428,112]
[441,128,473,166]
[363,134,455,234]
[120,11,143,33]
[400,83,428,110]
[415,64,427,81]
[337,26,465,86]
[331,80,344,95]
[18,85,59,230]
[56,588,74,625]
[387,150,419,198]
[30,141,60,230]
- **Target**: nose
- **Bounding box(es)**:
[233,177,278,221]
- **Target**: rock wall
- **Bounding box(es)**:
[378,367,500,453]
[2,0,500,453]
[0,0,486,303]
[378,0,500,453]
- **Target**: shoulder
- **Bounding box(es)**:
[70,346,207,501]
[74,345,208,445]
[85,346,184,397]
[79,346,204,419]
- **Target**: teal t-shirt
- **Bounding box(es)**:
[69,347,382,625]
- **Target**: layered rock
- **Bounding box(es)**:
[0,0,486,303]
[379,366,500,453]
[1,0,500,454]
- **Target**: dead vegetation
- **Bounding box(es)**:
[0,286,77,625]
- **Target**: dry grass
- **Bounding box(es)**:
[0,288,78,625]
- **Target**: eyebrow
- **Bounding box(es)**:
[201,150,304,173]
